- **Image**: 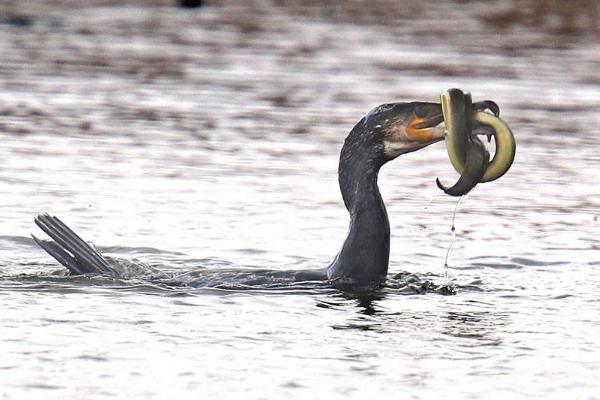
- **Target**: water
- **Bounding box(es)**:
[1,1,600,398]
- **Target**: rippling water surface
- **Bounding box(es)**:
[1,1,600,398]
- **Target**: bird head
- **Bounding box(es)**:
[375,102,446,160]
[351,102,446,165]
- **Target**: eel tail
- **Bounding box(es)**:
[33,214,113,276]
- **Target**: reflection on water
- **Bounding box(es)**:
[1,0,600,399]
[441,309,505,346]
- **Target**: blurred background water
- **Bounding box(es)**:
[1,0,599,399]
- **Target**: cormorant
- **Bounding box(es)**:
[33,101,494,289]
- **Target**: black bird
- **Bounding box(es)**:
[33,101,493,289]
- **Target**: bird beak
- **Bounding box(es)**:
[405,105,446,145]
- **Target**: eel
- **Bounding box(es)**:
[474,111,516,182]
[436,138,489,196]
[440,88,471,174]
[437,88,516,196]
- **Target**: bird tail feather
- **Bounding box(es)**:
[33,214,113,276]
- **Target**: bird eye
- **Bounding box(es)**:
[414,106,427,118]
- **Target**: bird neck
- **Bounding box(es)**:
[327,136,390,287]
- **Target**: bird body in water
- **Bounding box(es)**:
[33,101,491,290]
